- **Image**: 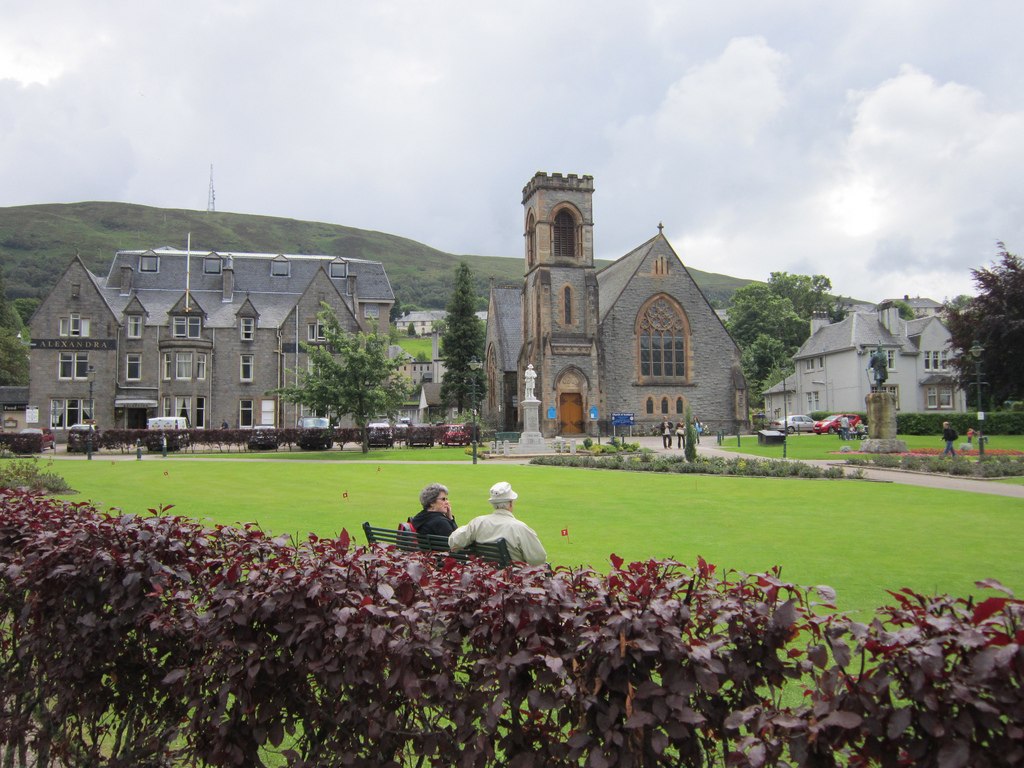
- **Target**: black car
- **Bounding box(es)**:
[296,417,333,450]
[247,427,280,451]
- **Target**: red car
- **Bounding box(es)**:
[440,424,472,446]
[813,414,862,435]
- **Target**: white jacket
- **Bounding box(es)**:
[448,509,547,565]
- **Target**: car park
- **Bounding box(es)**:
[366,421,395,448]
[768,414,815,434]
[813,414,863,435]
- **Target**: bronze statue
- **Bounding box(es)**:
[868,345,888,387]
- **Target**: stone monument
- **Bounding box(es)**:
[861,344,908,453]
[512,364,548,454]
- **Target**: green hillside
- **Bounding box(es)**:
[0,202,752,308]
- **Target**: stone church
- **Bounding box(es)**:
[483,172,747,437]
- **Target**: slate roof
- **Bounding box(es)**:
[596,238,652,323]
[95,248,393,330]
[488,286,522,372]
[794,311,906,359]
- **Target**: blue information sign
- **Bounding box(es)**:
[589,406,599,420]
[611,412,635,426]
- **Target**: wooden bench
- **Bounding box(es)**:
[361,522,513,567]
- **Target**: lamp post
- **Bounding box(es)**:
[86,365,96,461]
[468,358,482,465]
[782,373,789,459]
[970,342,985,459]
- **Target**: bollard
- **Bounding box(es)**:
[135,438,143,461]
[717,430,723,446]
[736,433,741,448]
[161,434,168,458]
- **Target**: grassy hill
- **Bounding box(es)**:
[0,202,752,309]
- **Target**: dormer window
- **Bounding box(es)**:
[329,260,348,278]
[173,315,202,338]
[239,317,255,341]
[140,254,159,272]
[126,314,143,338]
[204,256,222,274]
[271,256,290,277]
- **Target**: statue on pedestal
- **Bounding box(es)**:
[524,364,537,401]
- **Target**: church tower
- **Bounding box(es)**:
[520,172,601,436]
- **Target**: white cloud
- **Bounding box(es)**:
[2,1,1024,303]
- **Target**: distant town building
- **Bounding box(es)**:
[28,247,394,434]
[398,310,447,335]
[882,294,944,318]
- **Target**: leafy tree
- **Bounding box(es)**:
[440,263,485,413]
[12,298,38,327]
[407,322,416,337]
[684,408,697,462]
[945,244,1024,407]
[274,304,411,453]
[727,283,807,351]
[0,330,29,386]
[767,272,835,319]
[389,295,404,324]
[892,299,916,320]
[0,269,28,385]
[740,334,792,402]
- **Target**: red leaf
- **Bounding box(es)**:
[609,553,624,570]
[338,528,351,549]
[972,597,1007,625]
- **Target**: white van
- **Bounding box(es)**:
[147,416,189,431]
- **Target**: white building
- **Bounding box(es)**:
[764,302,965,420]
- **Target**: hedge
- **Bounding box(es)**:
[0,490,1020,767]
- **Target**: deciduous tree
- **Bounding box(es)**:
[945,244,1024,407]
[274,304,411,452]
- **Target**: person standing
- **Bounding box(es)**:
[448,482,547,565]
[661,419,673,449]
[408,483,458,537]
[675,421,686,449]
[839,415,851,440]
[941,421,959,458]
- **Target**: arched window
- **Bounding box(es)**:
[563,286,572,325]
[676,397,684,414]
[526,212,536,267]
[646,397,654,415]
[661,397,669,415]
[553,210,575,260]
[637,296,689,382]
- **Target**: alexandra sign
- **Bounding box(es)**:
[31,338,117,350]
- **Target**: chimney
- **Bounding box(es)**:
[120,264,133,295]
[222,256,234,302]
[809,311,830,336]
[878,301,900,333]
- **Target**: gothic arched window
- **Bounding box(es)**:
[553,210,576,260]
[637,296,690,382]
[563,285,572,325]
[661,397,669,415]
[646,397,654,415]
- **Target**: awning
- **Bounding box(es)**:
[114,399,158,408]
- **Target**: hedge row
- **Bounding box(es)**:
[897,410,1024,435]
[1,491,1021,767]
[532,453,856,479]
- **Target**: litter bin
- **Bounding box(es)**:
[757,429,786,446]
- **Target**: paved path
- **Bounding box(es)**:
[632,434,1024,499]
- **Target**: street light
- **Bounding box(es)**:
[468,358,482,465]
[86,365,96,461]
[969,342,986,459]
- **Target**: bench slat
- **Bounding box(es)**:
[362,522,511,567]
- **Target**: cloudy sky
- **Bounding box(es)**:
[2,1,1022,303]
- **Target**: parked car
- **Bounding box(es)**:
[67,423,100,453]
[296,417,334,450]
[813,414,863,435]
[17,428,55,452]
[769,414,815,434]
[247,426,280,451]
[366,421,395,448]
[440,423,472,446]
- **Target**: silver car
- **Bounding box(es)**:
[769,414,815,434]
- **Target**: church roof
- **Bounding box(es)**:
[488,285,522,372]
[596,237,654,322]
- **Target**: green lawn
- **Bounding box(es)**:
[395,336,433,360]
[40,457,1024,620]
[713,432,1024,460]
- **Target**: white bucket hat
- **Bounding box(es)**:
[488,481,518,504]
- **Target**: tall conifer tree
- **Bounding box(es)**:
[440,263,485,413]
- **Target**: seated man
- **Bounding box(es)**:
[448,481,547,566]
